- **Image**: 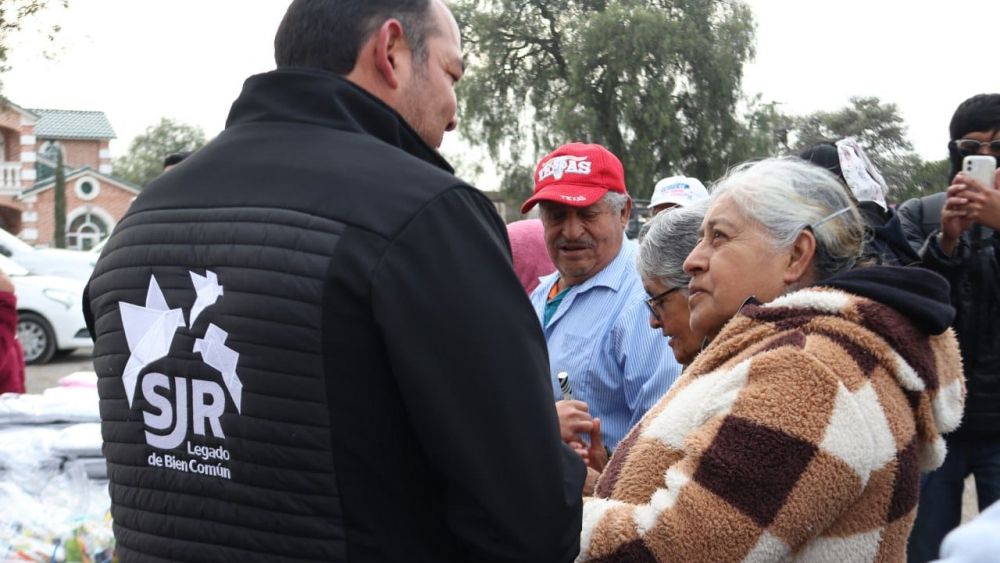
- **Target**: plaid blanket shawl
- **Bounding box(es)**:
[580,287,965,562]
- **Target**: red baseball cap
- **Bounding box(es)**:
[520,143,628,214]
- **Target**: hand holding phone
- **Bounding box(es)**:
[948,155,1000,233]
[962,155,997,189]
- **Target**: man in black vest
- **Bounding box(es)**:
[899,94,1000,562]
[84,1,584,561]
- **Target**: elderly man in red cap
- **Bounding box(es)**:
[522,142,682,459]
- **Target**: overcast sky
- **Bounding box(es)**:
[5,0,999,189]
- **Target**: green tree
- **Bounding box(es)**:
[790,97,913,159]
[894,158,950,204]
[113,117,206,188]
[454,0,770,201]
[0,0,66,75]
[53,147,65,248]
[497,162,535,206]
[730,95,789,162]
[786,96,922,199]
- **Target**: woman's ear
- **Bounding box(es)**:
[784,228,817,285]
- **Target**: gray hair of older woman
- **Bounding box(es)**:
[637,201,708,289]
[709,157,866,280]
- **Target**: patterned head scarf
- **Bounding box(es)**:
[835,137,889,211]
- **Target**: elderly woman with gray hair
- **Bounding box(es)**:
[637,201,708,366]
[578,158,965,562]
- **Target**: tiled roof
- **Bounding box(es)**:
[29,108,116,140]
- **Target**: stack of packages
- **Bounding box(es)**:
[0,372,115,562]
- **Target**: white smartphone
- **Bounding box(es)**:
[962,155,997,189]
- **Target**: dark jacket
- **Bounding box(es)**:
[85,68,584,562]
[858,202,921,267]
[898,193,1000,440]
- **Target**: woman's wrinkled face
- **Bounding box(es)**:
[643,276,703,365]
[682,196,792,340]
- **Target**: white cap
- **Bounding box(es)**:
[649,175,709,209]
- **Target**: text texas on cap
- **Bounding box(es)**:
[521,142,627,214]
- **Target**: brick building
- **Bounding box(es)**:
[0,100,139,249]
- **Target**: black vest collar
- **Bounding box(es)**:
[226,67,454,174]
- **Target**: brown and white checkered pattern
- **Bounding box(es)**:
[580,288,965,562]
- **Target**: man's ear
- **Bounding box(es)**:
[619,197,633,229]
[373,19,408,90]
[784,228,817,285]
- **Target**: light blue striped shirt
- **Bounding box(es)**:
[530,239,682,449]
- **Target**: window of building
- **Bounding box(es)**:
[36,141,63,182]
[66,212,108,250]
[41,141,57,157]
[74,177,100,200]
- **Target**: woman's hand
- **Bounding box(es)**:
[586,418,608,472]
[569,417,608,472]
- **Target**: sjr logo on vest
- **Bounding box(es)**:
[119,271,241,480]
[538,155,592,182]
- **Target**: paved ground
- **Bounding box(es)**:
[22,347,983,524]
[24,347,95,394]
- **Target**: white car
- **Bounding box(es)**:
[0,229,96,281]
[0,255,92,364]
[89,237,109,256]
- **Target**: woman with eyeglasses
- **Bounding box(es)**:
[577,158,965,562]
[898,93,1000,563]
[636,201,708,366]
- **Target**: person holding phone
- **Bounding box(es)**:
[940,155,1000,251]
[898,93,1000,563]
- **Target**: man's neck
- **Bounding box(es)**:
[555,276,572,294]
[548,276,570,302]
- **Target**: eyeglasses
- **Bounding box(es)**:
[645,286,684,321]
[953,138,1000,155]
